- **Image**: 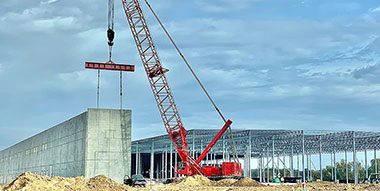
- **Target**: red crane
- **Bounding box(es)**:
[121,0,242,177]
[105,0,242,177]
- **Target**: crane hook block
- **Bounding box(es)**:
[107,28,115,46]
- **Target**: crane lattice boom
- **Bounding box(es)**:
[121,0,240,177]
[121,0,191,167]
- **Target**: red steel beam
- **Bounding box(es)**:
[85,61,135,72]
[195,119,233,164]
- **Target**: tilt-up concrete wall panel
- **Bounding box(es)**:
[0,108,131,184]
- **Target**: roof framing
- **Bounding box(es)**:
[132,129,380,157]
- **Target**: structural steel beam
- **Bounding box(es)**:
[85,61,135,72]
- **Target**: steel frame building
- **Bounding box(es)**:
[132,129,380,184]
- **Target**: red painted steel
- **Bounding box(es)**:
[121,0,241,177]
[195,120,233,164]
[203,166,221,177]
[121,0,191,172]
[222,162,242,176]
[202,163,242,177]
[85,61,135,72]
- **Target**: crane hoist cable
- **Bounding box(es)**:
[107,0,115,62]
[96,0,124,109]
[111,0,124,110]
[143,0,239,162]
[120,71,123,109]
[97,70,100,108]
[108,0,124,109]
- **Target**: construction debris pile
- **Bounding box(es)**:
[0,172,128,191]
[146,176,380,191]
[3,173,380,191]
[213,179,237,186]
[177,175,212,186]
[306,181,380,191]
[231,178,261,187]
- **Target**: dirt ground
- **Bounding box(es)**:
[1,172,380,191]
[133,181,380,191]
[0,172,129,191]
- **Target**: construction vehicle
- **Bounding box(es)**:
[124,174,147,187]
[367,173,380,184]
[94,0,243,178]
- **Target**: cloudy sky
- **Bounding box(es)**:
[1,0,380,150]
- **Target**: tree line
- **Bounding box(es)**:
[252,158,380,182]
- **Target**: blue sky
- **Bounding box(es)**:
[1,0,380,150]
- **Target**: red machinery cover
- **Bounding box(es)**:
[222,162,242,176]
[203,166,221,177]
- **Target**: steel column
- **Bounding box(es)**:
[161,152,164,179]
[272,139,275,179]
[309,154,312,181]
[244,152,249,177]
[375,149,378,174]
[345,150,348,184]
[307,154,310,181]
[365,149,368,180]
[200,140,203,165]
[353,132,357,184]
[259,156,263,182]
[277,153,280,175]
[334,151,337,183]
[331,152,334,181]
[267,148,270,182]
[263,155,266,182]
[319,138,323,181]
[192,131,195,158]
[170,143,173,178]
[175,151,178,177]
[138,150,141,175]
[262,156,265,182]
[135,143,139,174]
[248,131,252,178]
[156,158,159,178]
[213,151,216,166]
[283,154,286,177]
[222,139,226,162]
[302,132,305,182]
[297,154,300,177]
[290,144,294,177]
[206,153,209,165]
[164,146,168,179]
[150,142,154,179]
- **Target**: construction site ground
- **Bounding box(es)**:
[1,173,380,191]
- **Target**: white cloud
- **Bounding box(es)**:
[1,0,380,146]
[1,8,43,22]
[299,37,380,79]
[55,70,104,91]
[327,84,380,103]
[203,67,269,88]
[363,5,380,22]
[224,84,318,101]
[0,1,86,34]
[40,0,60,5]
[77,28,111,52]
[196,0,261,12]
[371,6,380,13]
[270,85,316,97]
[31,16,79,32]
